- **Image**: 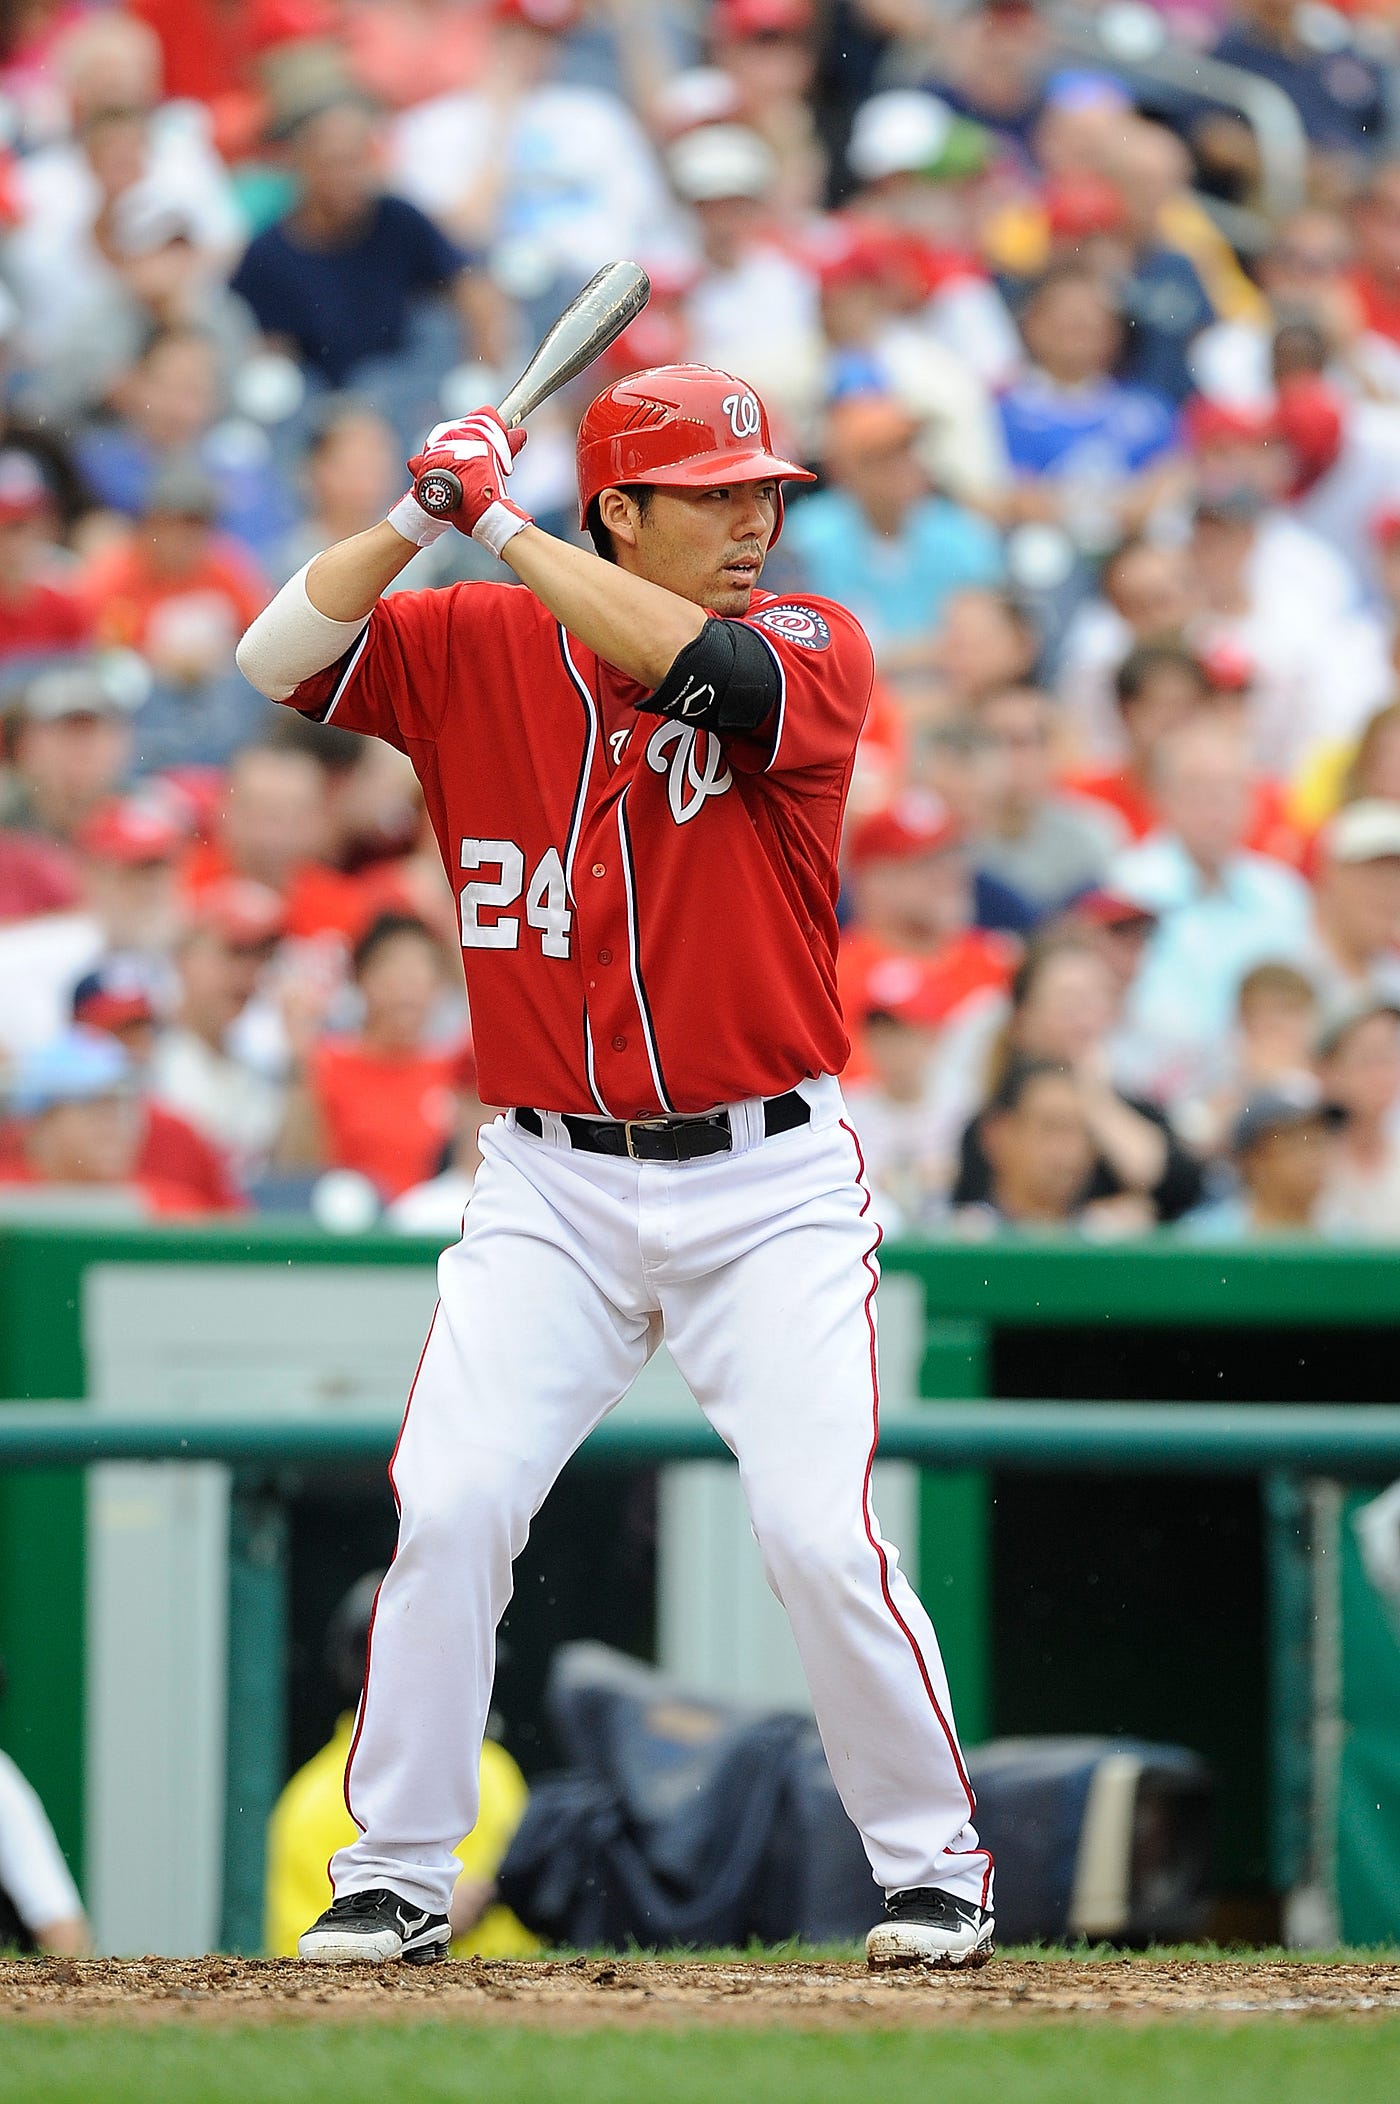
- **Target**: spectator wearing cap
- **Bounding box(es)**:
[0,781,195,1062]
[952,934,1203,1225]
[970,683,1121,917]
[1301,799,1400,1011]
[1267,345,1400,600]
[0,452,89,667]
[279,912,462,1200]
[997,265,1178,545]
[0,1025,220,1215]
[951,1058,1128,1239]
[839,792,1021,1082]
[64,952,244,1214]
[387,5,671,349]
[839,91,1022,393]
[0,658,136,847]
[388,1042,494,1236]
[1108,719,1314,1102]
[815,221,1010,506]
[78,459,272,772]
[74,325,297,570]
[784,397,1003,678]
[1316,997,1400,1239]
[1181,1081,1347,1243]
[234,93,507,433]
[181,743,373,943]
[667,123,824,444]
[149,879,292,1173]
[840,956,962,1232]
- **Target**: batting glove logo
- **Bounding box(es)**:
[751,602,831,650]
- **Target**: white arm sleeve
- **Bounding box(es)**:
[235,561,372,704]
[0,1749,83,1933]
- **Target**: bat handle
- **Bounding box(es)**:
[413,464,467,518]
[413,384,526,516]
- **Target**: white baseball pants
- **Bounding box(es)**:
[331,1073,991,1917]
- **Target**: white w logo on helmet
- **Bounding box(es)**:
[721,391,761,441]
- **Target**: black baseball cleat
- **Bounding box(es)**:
[865,1887,996,1970]
[297,1888,451,1964]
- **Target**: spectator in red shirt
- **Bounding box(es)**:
[1065,641,1209,842]
[1349,161,1400,348]
[182,741,372,943]
[79,458,270,772]
[0,450,89,666]
[0,1025,219,1215]
[69,955,244,1212]
[839,792,1020,1080]
[282,912,460,1200]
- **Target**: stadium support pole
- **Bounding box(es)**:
[219,1478,289,1954]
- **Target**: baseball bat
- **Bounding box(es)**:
[413,260,652,517]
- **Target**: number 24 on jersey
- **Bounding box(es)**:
[460,838,572,958]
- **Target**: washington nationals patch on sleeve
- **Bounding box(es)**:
[750,603,832,650]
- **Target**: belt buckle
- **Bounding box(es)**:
[623,1117,672,1160]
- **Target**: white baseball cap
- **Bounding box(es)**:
[848,90,955,182]
[1324,798,1400,864]
[668,123,777,203]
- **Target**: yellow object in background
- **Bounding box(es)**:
[264,1714,540,1958]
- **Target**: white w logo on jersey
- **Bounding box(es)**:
[721,391,761,440]
[644,720,733,825]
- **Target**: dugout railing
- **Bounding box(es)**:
[1,1399,1398,1954]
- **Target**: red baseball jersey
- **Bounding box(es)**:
[282,584,874,1117]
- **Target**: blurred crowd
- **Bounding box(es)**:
[4,0,1400,1239]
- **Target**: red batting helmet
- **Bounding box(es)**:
[576,364,815,543]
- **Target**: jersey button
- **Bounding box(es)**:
[597,948,613,965]
[611,1035,627,1052]
[591,863,606,877]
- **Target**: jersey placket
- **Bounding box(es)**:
[571,785,670,1119]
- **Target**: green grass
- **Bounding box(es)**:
[1,2020,1399,2104]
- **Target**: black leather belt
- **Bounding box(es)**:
[514,1090,810,1162]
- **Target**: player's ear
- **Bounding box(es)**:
[597,487,643,552]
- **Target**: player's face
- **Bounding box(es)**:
[626,482,780,616]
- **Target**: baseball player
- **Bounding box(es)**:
[236,364,993,1970]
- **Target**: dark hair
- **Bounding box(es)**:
[982,933,1103,1095]
[985,1056,1076,1118]
[351,911,442,980]
[1023,258,1120,315]
[324,1570,384,1705]
[1272,317,1329,381]
[586,483,654,562]
[1114,641,1207,711]
[303,392,385,456]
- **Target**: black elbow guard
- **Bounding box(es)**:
[637,618,780,734]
